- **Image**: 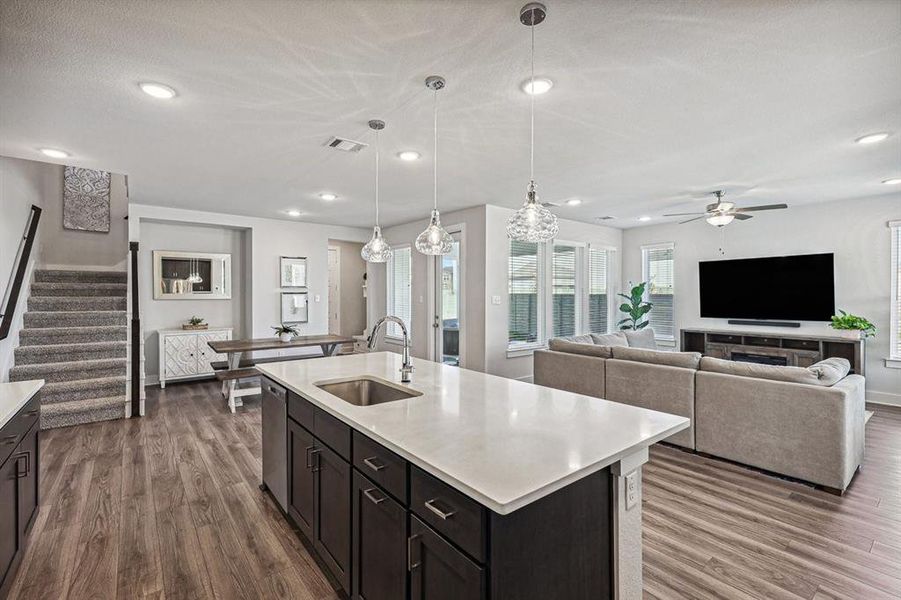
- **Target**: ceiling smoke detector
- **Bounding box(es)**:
[325,136,368,153]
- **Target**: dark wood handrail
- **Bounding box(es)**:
[0,205,42,341]
[130,241,141,417]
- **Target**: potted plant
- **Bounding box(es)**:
[617,281,653,330]
[182,316,208,330]
[272,324,299,343]
[829,310,876,340]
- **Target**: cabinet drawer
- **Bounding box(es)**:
[353,431,407,504]
[709,334,742,344]
[314,407,351,461]
[0,394,40,467]
[411,466,487,563]
[743,336,781,348]
[287,390,314,431]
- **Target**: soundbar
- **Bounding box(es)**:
[727,319,801,328]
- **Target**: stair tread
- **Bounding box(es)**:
[31,282,127,288]
[22,325,126,332]
[12,357,127,371]
[25,310,127,314]
[42,376,126,390]
[17,341,126,352]
[42,395,125,414]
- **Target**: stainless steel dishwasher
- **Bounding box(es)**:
[261,378,288,512]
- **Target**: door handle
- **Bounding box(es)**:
[424,498,456,520]
[0,435,17,446]
[433,315,440,329]
[362,456,385,472]
[305,445,316,469]
[407,534,421,571]
[363,488,386,505]
[22,409,38,418]
[14,453,28,479]
[310,449,322,472]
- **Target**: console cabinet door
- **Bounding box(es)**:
[410,515,486,600]
[288,420,316,539]
[314,445,351,592]
[0,454,20,590]
[352,471,407,600]
[17,426,38,538]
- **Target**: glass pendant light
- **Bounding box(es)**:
[361,119,393,263]
[506,2,558,243]
[415,76,453,256]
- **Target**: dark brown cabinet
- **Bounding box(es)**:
[410,515,486,600]
[352,471,407,600]
[288,419,316,539]
[17,425,39,539]
[313,444,351,591]
[0,451,19,593]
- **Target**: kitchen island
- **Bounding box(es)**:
[258,352,688,600]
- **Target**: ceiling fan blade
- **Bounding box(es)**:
[663,212,706,217]
[733,213,753,220]
[679,216,706,224]
[734,203,788,212]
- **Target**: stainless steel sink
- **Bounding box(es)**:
[315,376,422,406]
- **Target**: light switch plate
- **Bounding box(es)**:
[314,295,321,302]
[492,295,501,305]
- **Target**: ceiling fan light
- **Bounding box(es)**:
[706,214,735,227]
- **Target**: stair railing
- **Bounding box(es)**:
[0,205,42,341]
[127,241,144,417]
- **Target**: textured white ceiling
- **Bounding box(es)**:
[1,0,899,229]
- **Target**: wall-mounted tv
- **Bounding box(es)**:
[699,253,835,322]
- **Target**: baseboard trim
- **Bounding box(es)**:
[866,390,901,407]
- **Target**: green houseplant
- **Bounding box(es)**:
[617,282,653,330]
[182,315,207,330]
[829,310,876,339]
[272,324,299,343]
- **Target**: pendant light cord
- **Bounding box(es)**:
[529,19,535,184]
[433,88,439,211]
[374,129,380,227]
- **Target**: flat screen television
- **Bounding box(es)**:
[698,253,835,321]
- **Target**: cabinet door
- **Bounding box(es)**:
[197,331,229,374]
[0,454,20,590]
[288,420,316,540]
[17,426,38,538]
[164,334,199,378]
[410,516,486,600]
[314,445,351,592]
[352,471,407,600]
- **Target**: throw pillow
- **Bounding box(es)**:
[548,338,613,358]
[808,357,851,386]
[698,356,845,386]
[611,346,701,369]
[589,331,628,347]
[623,328,658,350]
[557,333,595,345]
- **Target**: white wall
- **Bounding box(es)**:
[129,204,370,380]
[484,204,623,380]
[328,239,367,338]
[622,194,901,405]
[140,221,248,378]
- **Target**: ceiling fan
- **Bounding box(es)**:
[664,190,788,227]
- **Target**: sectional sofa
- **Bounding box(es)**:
[533,330,866,493]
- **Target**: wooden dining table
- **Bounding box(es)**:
[208,333,355,412]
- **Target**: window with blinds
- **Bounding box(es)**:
[552,244,578,337]
[588,248,609,334]
[386,246,412,338]
[891,222,901,359]
[509,240,540,345]
[642,244,675,340]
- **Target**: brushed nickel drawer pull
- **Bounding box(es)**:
[424,498,456,520]
[22,409,38,417]
[407,534,421,571]
[362,456,385,472]
[363,487,385,505]
[1,435,17,446]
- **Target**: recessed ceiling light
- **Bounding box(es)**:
[855,132,890,145]
[39,148,70,159]
[319,193,337,201]
[883,178,901,185]
[565,198,582,206]
[522,77,553,95]
[638,215,652,222]
[397,151,421,161]
[286,209,301,217]
[139,82,177,99]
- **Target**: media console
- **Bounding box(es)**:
[680,328,865,375]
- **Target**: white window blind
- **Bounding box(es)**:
[588,248,608,334]
[509,240,540,345]
[642,244,675,340]
[386,246,412,338]
[552,244,578,337]
[891,222,901,359]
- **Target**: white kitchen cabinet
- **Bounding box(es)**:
[158,327,232,388]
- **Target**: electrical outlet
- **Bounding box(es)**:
[314,295,321,302]
[625,471,638,510]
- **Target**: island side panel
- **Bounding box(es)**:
[611,448,649,600]
[489,467,613,600]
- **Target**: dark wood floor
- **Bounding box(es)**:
[6,381,901,599]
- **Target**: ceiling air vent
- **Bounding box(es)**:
[595,216,616,221]
[325,136,368,153]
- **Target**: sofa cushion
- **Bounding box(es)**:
[589,331,628,347]
[699,356,850,386]
[556,333,595,345]
[611,346,701,369]
[623,328,658,350]
[548,338,613,358]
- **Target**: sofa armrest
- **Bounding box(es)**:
[533,350,606,399]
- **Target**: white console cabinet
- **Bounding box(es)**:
[158,327,232,388]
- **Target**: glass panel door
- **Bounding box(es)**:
[435,233,462,366]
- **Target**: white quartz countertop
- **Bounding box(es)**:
[0,380,44,429]
[258,352,688,514]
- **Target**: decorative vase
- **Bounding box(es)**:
[279,332,293,343]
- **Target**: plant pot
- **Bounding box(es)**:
[834,329,863,340]
[182,323,208,330]
[279,332,293,343]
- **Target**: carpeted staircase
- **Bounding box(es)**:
[9,269,128,429]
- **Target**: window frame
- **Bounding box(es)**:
[385,244,412,342]
[507,240,546,354]
[585,244,616,335]
[889,220,901,368]
[641,242,676,346]
[547,240,585,340]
